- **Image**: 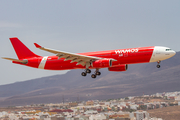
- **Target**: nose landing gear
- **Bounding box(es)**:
[156,61,161,68]
[157,65,160,68]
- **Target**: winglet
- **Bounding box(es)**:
[34,43,42,48]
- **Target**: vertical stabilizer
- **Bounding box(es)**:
[10,37,40,59]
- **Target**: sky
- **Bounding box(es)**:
[0,0,180,85]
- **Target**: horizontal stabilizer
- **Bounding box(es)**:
[2,57,28,64]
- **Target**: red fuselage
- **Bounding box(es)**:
[14,46,154,70]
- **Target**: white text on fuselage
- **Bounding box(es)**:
[115,49,139,54]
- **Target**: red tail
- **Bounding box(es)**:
[10,37,40,59]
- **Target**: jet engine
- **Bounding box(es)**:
[108,64,128,72]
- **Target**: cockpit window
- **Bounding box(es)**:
[166,49,172,51]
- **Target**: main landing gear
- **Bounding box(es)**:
[156,61,161,68]
[81,69,101,78]
[91,69,101,78]
[81,69,91,76]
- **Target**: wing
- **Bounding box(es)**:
[34,43,103,67]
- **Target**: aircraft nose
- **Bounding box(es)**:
[172,50,176,56]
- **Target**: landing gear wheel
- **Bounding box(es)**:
[157,65,161,68]
[86,69,91,73]
[96,71,101,76]
[91,74,96,78]
[81,72,87,76]
[156,61,161,68]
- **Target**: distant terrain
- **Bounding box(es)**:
[0,52,180,106]
[148,106,180,120]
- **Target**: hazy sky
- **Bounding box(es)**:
[0,0,180,85]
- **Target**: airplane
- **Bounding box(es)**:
[2,37,176,78]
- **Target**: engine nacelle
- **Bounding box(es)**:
[92,59,113,68]
[108,64,128,72]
